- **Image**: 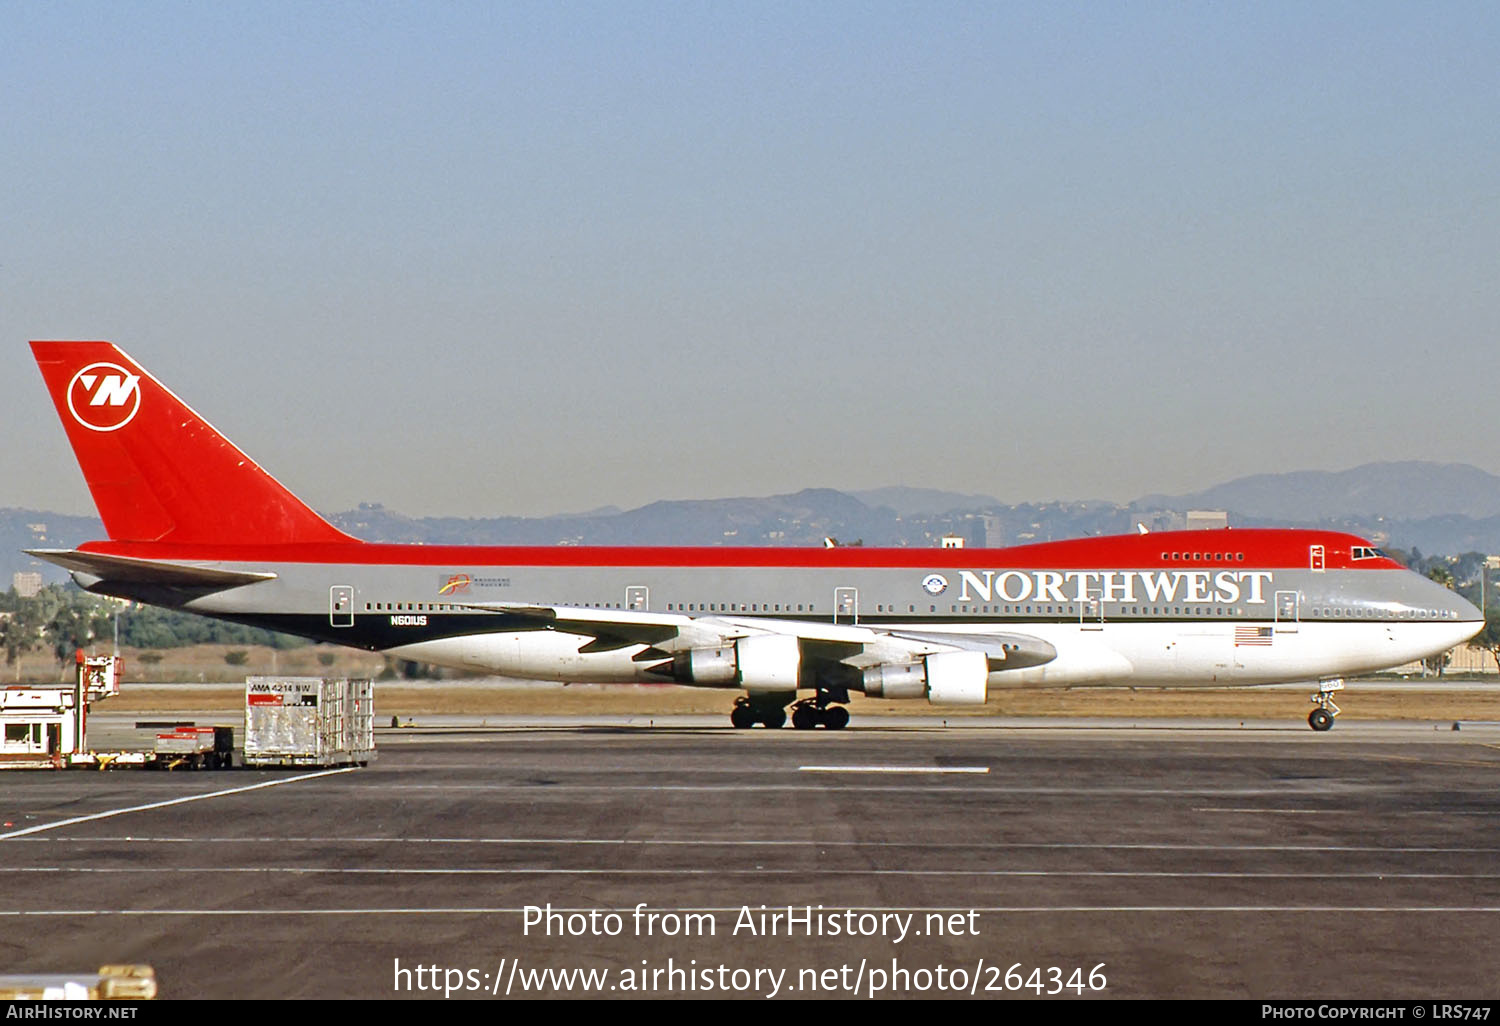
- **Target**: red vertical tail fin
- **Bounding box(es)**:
[31,341,356,545]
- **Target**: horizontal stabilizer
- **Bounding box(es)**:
[26,549,278,589]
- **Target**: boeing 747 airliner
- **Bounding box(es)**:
[26,341,1482,730]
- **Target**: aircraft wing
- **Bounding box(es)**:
[455,602,748,652]
[884,629,1057,669]
[457,601,1056,670]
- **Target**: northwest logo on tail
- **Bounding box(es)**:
[66,362,141,432]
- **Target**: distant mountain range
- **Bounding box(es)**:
[336,488,907,547]
[9,461,1500,586]
[1137,462,1500,522]
[848,487,1003,517]
[2,509,110,587]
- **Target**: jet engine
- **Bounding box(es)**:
[654,634,802,691]
[862,650,988,705]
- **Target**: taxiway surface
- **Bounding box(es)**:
[4,719,1500,999]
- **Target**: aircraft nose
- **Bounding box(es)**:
[1404,570,1483,637]
[1425,574,1483,628]
[1451,589,1483,624]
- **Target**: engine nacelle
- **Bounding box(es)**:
[683,646,738,686]
[924,651,988,704]
[667,635,802,691]
[862,650,989,705]
[861,662,927,700]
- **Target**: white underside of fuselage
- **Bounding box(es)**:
[381,618,1481,693]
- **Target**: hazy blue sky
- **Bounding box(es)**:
[4,2,1497,517]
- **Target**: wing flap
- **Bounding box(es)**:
[455,601,721,651]
[887,629,1057,669]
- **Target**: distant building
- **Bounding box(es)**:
[950,515,989,549]
[983,515,1004,548]
[939,535,965,548]
[12,572,42,598]
[1185,510,1229,531]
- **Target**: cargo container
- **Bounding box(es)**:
[243,677,374,768]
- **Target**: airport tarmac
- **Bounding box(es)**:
[4,718,1500,1000]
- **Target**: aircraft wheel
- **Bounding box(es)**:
[791,705,819,730]
[730,705,756,729]
[822,706,849,730]
[761,707,787,729]
[1308,708,1334,732]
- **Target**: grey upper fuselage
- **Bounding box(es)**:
[60,529,1479,652]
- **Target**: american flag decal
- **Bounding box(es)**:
[1234,625,1273,647]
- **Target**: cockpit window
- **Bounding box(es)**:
[1351,546,1392,561]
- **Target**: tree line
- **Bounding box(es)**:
[0,584,307,668]
[1388,547,1500,673]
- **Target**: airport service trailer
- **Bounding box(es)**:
[244,677,375,767]
[0,653,121,769]
[153,726,235,769]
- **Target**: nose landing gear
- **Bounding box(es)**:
[1308,679,1344,731]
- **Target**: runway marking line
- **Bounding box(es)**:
[19,837,1500,852]
[1197,807,1499,815]
[340,784,1447,806]
[8,867,1500,879]
[1364,751,1500,770]
[1195,808,1327,814]
[0,768,356,840]
[797,765,989,774]
[17,840,1500,864]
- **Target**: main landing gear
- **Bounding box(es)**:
[729,690,850,730]
[1308,679,1344,732]
[790,699,849,731]
[730,695,787,729]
